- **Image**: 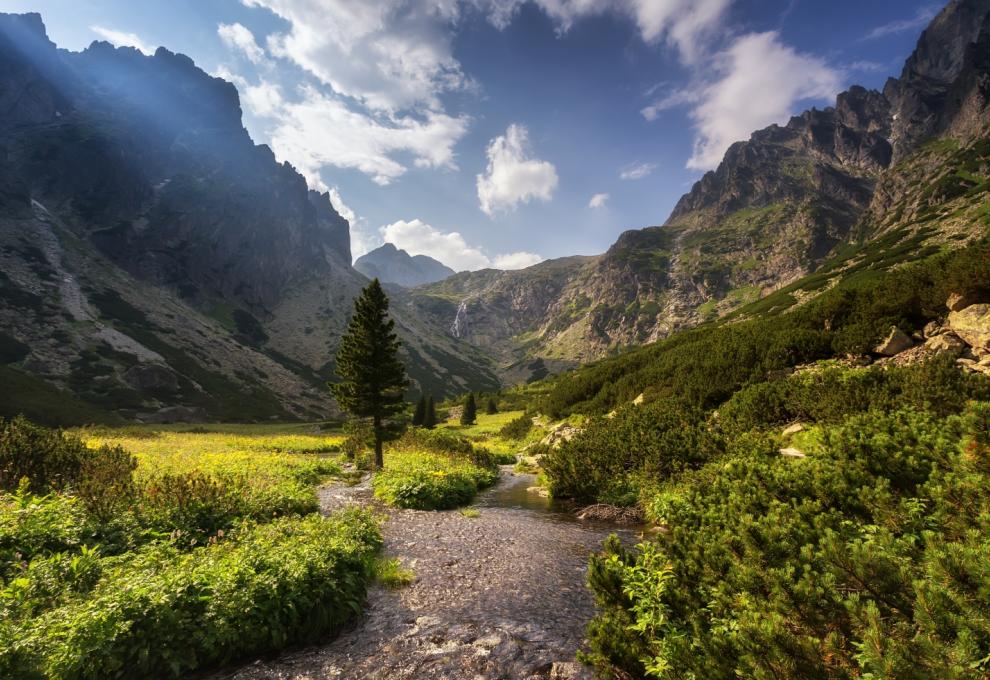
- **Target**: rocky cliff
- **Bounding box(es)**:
[414,0,990,382]
[0,13,498,423]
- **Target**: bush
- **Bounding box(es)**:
[1,511,382,678]
[542,402,723,505]
[584,407,990,678]
[0,483,92,580]
[498,413,533,440]
[0,417,133,494]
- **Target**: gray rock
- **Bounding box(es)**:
[550,661,594,680]
[874,327,914,356]
[124,364,178,393]
[923,320,943,339]
[925,332,967,355]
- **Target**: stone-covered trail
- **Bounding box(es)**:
[214,468,642,680]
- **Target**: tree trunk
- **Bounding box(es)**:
[373,415,384,470]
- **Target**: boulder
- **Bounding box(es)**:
[947,304,990,353]
[923,320,943,338]
[947,292,980,312]
[780,447,806,459]
[925,332,967,354]
[782,422,806,437]
[874,327,914,356]
[541,423,581,448]
[632,393,645,405]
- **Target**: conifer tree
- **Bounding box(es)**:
[331,279,407,469]
[486,397,498,415]
[424,395,437,429]
[412,395,426,427]
[461,393,477,426]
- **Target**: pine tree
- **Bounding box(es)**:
[412,395,426,427]
[331,279,407,469]
[424,396,437,429]
[486,397,498,415]
[461,393,477,426]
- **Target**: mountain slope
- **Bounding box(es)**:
[0,13,498,423]
[355,244,455,287]
[413,0,990,381]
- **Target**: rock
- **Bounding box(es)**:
[874,327,914,356]
[779,447,806,459]
[541,424,581,448]
[632,393,645,405]
[923,320,943,338]
[549,661,593,680]
[123,364,178,393]
[526,486,549,498]
[948,304,990,353]
[575,504,645,524]
[925,332,967,355]
[782,423,805,437]
[947,292,980,312]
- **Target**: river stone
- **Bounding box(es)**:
[948,304,990,353]
[550,661,594,680]
[923,320,943,338]
[874,326,914,356]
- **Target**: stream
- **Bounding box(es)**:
[215,467,642,680]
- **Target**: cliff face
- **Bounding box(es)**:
[0,13,498,422]
[414,0,990,379]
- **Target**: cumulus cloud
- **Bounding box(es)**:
[864,5,938,40]
[90,25,154,54]
[588,192,609,208]
[241,0,467,112]
[218,22,267,64]
[477,124,558,217]
[684,32,841,170]
[380,219,543,271]
[619,162,656,180]
[474,0,731,62]
[240,84,467,186]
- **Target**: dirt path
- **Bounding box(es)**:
[215,468,642,680]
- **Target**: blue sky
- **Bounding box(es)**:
[8,0,942,270]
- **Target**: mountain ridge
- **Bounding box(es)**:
[355,243,456,287]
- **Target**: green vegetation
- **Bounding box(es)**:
[331,279,408,468]
[373,556,415,589]
[371,429,498,510]
[0,420,379,678]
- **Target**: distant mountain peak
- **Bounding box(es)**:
[355,243,455,287]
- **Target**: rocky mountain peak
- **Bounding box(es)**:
[355,243,455,287]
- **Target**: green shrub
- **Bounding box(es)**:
[0,484,92,580]
[584,407,990,678]
[1,510,381,679]
[498,413,533,440]
[542,402,723,505]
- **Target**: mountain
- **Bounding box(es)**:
[413,0,990,383]
[0,13,498,424]
[354,243,455,287]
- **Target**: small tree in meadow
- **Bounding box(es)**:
[331,279,408,469]
[486,397,498,415]
[424,396,438,429]
[461,393,477,426]
[412,395,426,427]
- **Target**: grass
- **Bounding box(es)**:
[458,508,480,518]
[372,449,497,510]
[373,556,415,588]
[437,410,528,458]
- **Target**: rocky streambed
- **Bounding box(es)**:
[214,468,642,679]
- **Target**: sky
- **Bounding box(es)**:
[7,0,943,271]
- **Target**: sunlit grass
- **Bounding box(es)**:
[372,448,498,510]
[76,424,346,486]
[436,410,529,455]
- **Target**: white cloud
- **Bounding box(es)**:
[477,124,558,217]
[588,192,609,208]
[640,86,699,120]
[864,5,938,40]
[242,80,284,118]
[90,25,154,54]
[619,162,656,180]
[685,31,841,171]
[380,219,543,271]
[474,0,731,62]
[218,22,267,64]
[493,251,544,269]
[252,85,468,186]
[241,0,467,112]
